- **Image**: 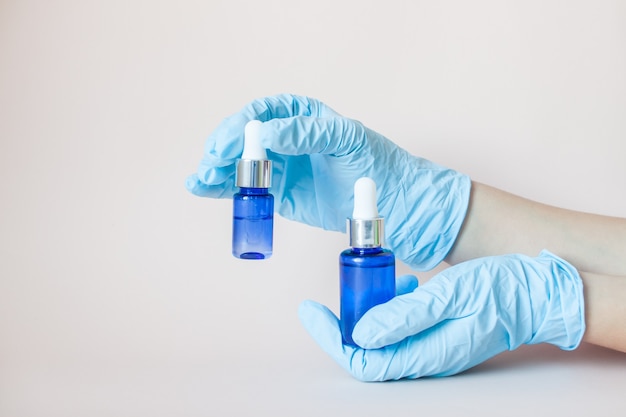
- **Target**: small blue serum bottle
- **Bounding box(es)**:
[340,177,396,346]
[232,120,274,260]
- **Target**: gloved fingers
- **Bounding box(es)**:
[259,116,369,158]
[350,329,450,380]
[202,94,341,162]
[195,154,237,186]
[185,173,237,199]
[352,277,454,349]
[201,112,249,166]
[298,300,360,373]
[240,94,342,120]
[194,94,341,184]
[395,274,419,295]
[358,318,504,379]
[298,300,442,381]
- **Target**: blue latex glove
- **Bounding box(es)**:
[186,94,470,270]
[299,250,585,381]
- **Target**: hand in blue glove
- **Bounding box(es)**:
[186,94,470,270]
[299,250,585,381]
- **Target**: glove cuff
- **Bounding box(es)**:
[528,250,586,350]
[383,159,471,271]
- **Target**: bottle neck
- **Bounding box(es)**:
[239,187,269,195]
[350,246,383,255]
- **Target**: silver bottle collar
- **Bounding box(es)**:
[236,159,272,188]
[348,218,384,248]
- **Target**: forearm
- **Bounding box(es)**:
[580,271,626,352]
[446,181,626,276]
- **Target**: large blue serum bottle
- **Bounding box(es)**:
[340,177,396,346]
[232,120,274,260]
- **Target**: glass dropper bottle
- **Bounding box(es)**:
[340,177,396,346]
[232,120,274,260]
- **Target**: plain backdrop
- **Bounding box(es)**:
[1,1,625,416]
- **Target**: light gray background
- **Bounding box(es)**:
[1,1,625,416]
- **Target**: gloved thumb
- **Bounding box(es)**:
[395,274,419,295]
[298,300,358,372]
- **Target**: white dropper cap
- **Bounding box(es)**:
[242,120,268,160]
[348,177,384,248]
[236,120,272,188]
[352,177,379,219]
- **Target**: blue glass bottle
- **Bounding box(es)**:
[340,177,396,346]
[232,120,273,260]
[233,187,273,259]
[340,247,395,346]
